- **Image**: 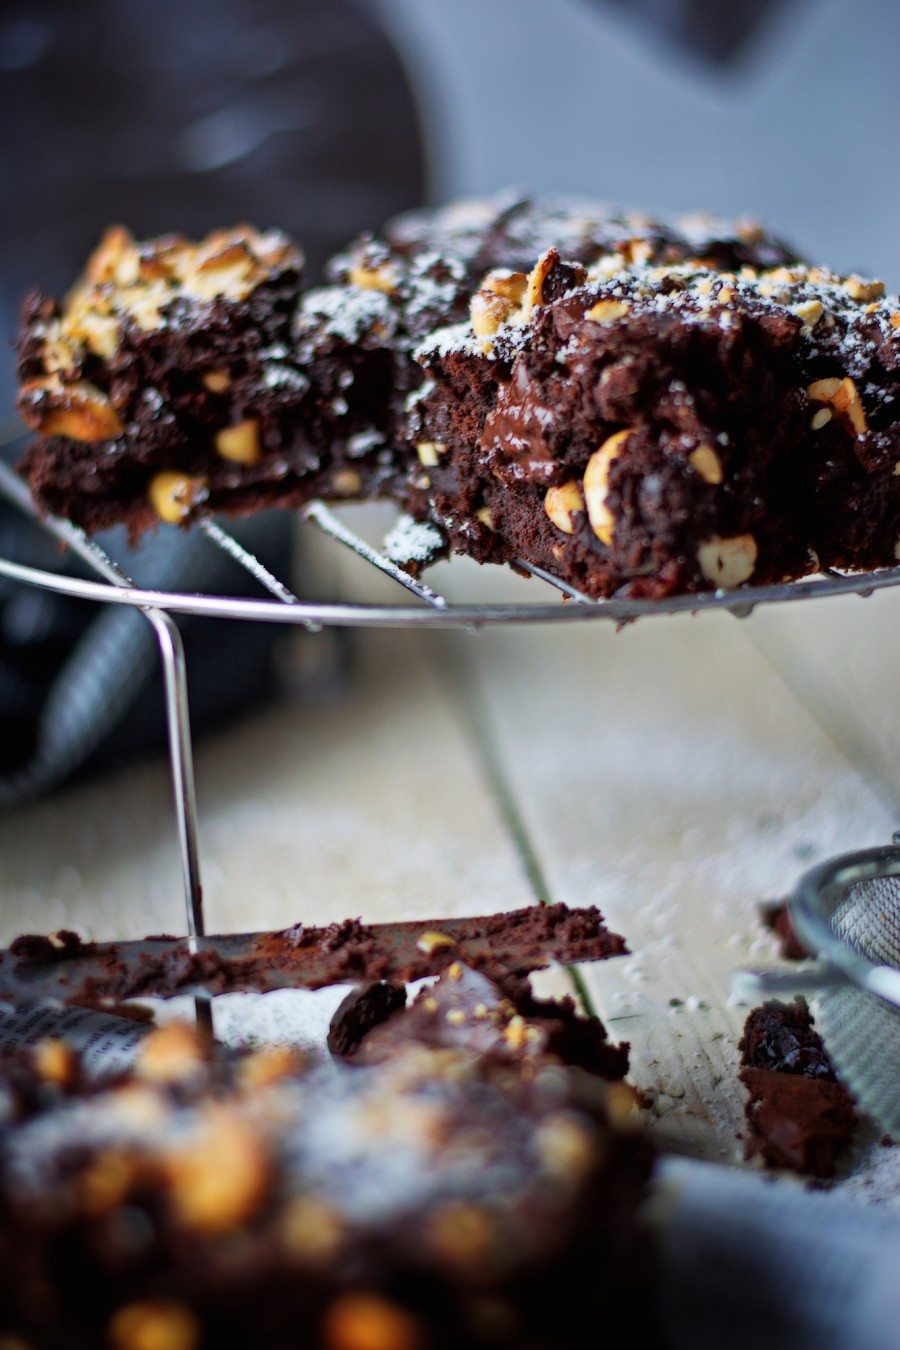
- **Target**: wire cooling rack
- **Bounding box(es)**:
[2,453,900,963]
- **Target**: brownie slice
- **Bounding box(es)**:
[411,255,899,597]
[0,1020,653,1348]
[739,998,856,1178]
[17,224,323,536]
[17,197,797,539]
[304,198,799,540]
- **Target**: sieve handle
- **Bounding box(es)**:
[729,959,847,1003]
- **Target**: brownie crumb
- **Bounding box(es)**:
[326,979,407,1057]
[334,962,630,1081]
[758,899,808,960]
[739,998,856,1178]
[9,929,93,962]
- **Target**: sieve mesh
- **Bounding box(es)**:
[800,860,900,1134]
[832,876,900,969]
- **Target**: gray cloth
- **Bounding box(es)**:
[658,1157,900,1349]
[0,491,296,807]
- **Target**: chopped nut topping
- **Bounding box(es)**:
[583,428,633,545]
[348,261,397,293]
[470,248,559,337]
[281,1196,343,1263]
[37,225,298,379]
[791,299,824,331]
[79,1150,140,1216]
[147,471,207,526]
[843,276,885,303]
[239,1044,302,1090]
[810,407,833,431]
[544,480,584,534]
[536,1113,597,1179]
[137,1021,206,1084]
[85,224,135,285]
[475,505,494,529]
[19,226,297,448]
[470,289,515,338]
[604,1081,642,1130]
[616,236,654,265]
[165,1108,270,1235]
[415,930,458,956]
[429,1201,497,1276]
[215,419,261,466]
[524,248,558,316]
[688,444,723,485]
[504,1016,528,1051]
[322,1294,423,1350]
[585,299,630,325]
[331,469,362,496]
[808,376,868,435]
[19,376,125,442]
[109,1299,200,1350]
[697,533,758,588]
[202,369,232,394]
[483,269,528,305]
[107,1083,170,1129]
[737,219,765,245]
[33,1038,75,1088]
[415,440,445,468]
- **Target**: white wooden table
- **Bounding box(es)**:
[0,508,896,1204]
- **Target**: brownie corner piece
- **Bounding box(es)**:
[17,222,309,535]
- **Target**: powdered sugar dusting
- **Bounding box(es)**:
[383,513,446,566]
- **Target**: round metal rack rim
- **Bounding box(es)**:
[3,553,900,627]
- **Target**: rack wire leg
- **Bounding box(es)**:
[147,611,212,1040]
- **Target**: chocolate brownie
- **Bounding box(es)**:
[739,998,856,1178]
[0,1020,653,1348]
[300,196,798,515]
[412,255,900,597]
[18,197,797,541]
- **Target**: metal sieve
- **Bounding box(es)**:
[734,840,900,1134]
